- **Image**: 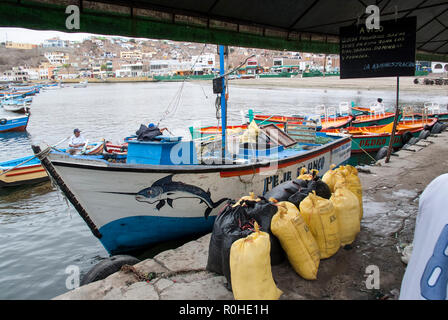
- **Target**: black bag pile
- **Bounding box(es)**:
[206,194,285,286]
[264,169,331,209]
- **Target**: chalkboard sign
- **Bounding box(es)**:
[339,16,416,79]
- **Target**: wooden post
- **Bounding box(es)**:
[385,76,400,163]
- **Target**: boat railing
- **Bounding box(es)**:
[339,102,350,116]
[401,105,416,124]
[369,103,386,118]
[424,102,440,115]
[315,105,327,121]
[326,107,337,122]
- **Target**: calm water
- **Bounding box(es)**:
[1,81,447,299]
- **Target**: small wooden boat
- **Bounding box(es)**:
[0,141,128,188]
[321,115,353,129]
[2,101,29,113]
[0,114,30,132]
[74,80,88,88]
[323,119,437,154]
[0,156,48,188]
[351,112,396,127]
[251,111,353,130]
[252,114,305,126]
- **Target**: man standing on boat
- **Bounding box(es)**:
[68,128,86,155]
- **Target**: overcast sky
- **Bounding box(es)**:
[0,27,126,44]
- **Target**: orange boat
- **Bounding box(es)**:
[351,112,396,127]
[323,119,437,154]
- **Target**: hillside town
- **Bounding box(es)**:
[0,36,345,82]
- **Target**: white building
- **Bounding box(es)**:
[431,62,448,74]
[45,52,69,65]
[190,54,215,74]
[116,63,145,77]
[43,37,68,48]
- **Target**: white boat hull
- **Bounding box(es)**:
[35,137,351,254]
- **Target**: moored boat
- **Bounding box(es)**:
[0,141,128,188]
[0,114,30,132]
[351,112,396,127]
[33,130,351,255]
[323,118,437,154]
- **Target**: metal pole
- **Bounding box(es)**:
[219,45,227,160]
[385,76,400,163]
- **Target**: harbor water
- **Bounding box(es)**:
[1,81,447,299]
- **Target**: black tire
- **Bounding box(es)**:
[408,137,419,145]
[419,130,430,140]
[431,122,443,134]
[0,118,7,125]
[81,255,140,285]
[402,131,413,145]
[375,146,388,161]
[413,78,419,84]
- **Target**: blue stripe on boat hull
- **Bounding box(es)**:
[98,215,216,255]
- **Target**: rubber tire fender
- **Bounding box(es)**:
[81,255,141,285]
[408,137,419,145]
[0,118,7,125]
[431,122,443,134]
[402,131,413,145]
[375,146,388,161]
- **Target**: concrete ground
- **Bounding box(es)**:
[54,130,448,300]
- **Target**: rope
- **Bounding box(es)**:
[347,135,379,164]
[157,44,208,126]
[0,136,70,176]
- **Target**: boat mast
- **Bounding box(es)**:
[219,45,227,160]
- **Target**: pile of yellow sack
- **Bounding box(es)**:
[229,165,363,300]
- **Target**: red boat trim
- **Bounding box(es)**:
[6,168,46,177]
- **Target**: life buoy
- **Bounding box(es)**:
[0,118,7,125]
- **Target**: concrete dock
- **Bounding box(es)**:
[55,130,448,300]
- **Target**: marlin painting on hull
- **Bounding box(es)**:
[135,175,230,218]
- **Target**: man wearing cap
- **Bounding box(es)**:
[68,128,86,154]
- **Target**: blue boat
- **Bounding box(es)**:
[0,114,30,132]
[0,156,48,188]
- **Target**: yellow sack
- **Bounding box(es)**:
[230,222,283,300]
[299,191,340,259]
[271,202,320,280]
[233,192,261,207]
[297,168,318,181]
[322,164,340,192]
[330,187,361,246]
[239,120,260,144]
[334,165,363,221]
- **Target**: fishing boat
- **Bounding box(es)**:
[0,156,48,188]
[323,118,437,154]
[1,99,30,113]
[0,114,30,132]
[0,141,128,188]
[351,112,396,127]
[250,112,353,130]
[73,80,88,88]
[32,46,352,255]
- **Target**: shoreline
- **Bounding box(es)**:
[54,130,448,300]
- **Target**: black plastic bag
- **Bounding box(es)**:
[206,201,253,285]
[243,199,286,265]
[263,180,307,201]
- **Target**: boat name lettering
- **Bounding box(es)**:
[263,171,292,194]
